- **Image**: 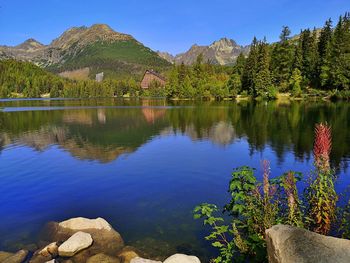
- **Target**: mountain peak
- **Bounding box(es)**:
[15,38,44,50]
[210,37,238,49]
[175,37,249,65]
[89,24,113,31]
[51,24,134,49]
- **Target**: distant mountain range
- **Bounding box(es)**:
[0,24,248,79]
[0,24,170,79]
[158,38,249,65]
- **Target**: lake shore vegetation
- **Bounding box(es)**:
[194,123,350,262]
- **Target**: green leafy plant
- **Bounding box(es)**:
[194,123,348,262]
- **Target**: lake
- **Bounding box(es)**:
[0,99,349,261]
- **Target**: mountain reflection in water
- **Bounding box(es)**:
[0,99,349,168]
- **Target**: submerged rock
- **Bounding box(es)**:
[39,217,124,258]
[1,249,28,263]
[163,254,201,263]
[39,242,59,257]
[117,246,140,263]
[58,231,93,257]
[0,251,14,262]
[86,253,120,263]
[266,224,350,263]
[130,258,162,263]
[30,242,59,263]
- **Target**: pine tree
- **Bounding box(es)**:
[289,68,303,97]
[234,53,246,76]
[242,37,259,95]
[300,29,318,87]
[227,73,242,97]
[330,14,350,90]
[254,39,273,97]
[318,19,333,89]
[293,33,303,71]
[271,26,295,91]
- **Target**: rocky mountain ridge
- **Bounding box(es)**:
[0,25,249,78]
[157,37,250,65]
[0,24,139,67]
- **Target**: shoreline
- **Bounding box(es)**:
[0,217,201,263]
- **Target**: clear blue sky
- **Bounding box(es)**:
[0,0,349,54]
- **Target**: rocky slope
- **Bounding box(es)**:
[0,24,170,78]
[158,38,249,65]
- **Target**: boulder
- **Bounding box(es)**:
[87,253,121,263]
[266,224,350,263]
[163,254,200,263]
[39,217,124,257]
[30,242,59,263]
[130,258,162,263]
[59,217,112,231]
[0,251,14,262]
[118,246,140,263]
[30,254,51,263]
[58,231,93,257]
[117,246,140,263]
[40,242,59,257]
[2,249,28,263]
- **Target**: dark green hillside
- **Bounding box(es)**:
[50,40,171,79]
[0,59,64,97]
[0,59,148,98]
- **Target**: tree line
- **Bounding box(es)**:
[0,13,349,99]
[0,59,140,98]
[165,13,350,99]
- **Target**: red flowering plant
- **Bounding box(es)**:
[306,123,338,235]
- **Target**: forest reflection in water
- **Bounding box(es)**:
[0,99,349,261]
[0,99,349,169]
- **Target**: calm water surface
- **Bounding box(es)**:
[0,99,349,260]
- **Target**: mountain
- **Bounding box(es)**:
[0,24,171,79]
[158,38,249,65]
[157,51,175,64]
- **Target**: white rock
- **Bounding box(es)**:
[164,254,201,263]
[130,257,162,263]
[45,260,56,263]
[58,231,93,257]
[59,217,112,231]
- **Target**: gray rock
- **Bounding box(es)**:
[86,253,120,263]
[2,250,28,263]
[39,217,124,258]
[266,224,350,263]
[163,254,200,263]
[58,231,93,257]
[130,257,162,263]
